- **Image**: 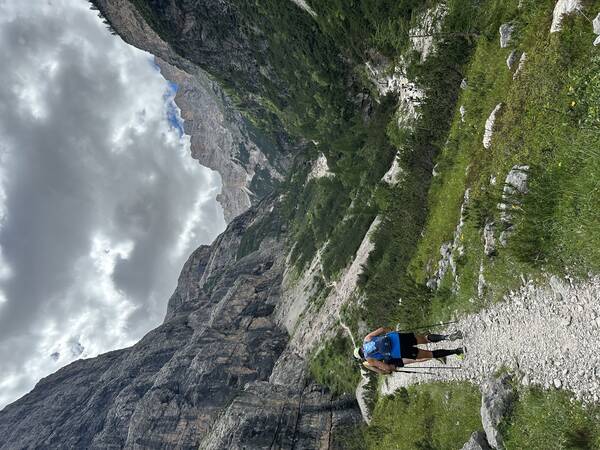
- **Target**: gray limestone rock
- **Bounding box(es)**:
[499,23,514,48]
[497,165,529,246]
[506,50,519,69]
[481,374,515,450]
[483,220,497,257]
[462,431,492,450]
[483,104,503,149]
[593,13,600,45]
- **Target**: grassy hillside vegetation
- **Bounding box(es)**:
[502,388,600,450]
[339,383,482,450]
[308,0,600,448]
[409,0,600,324]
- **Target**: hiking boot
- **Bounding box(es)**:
[448,330,463,341]
[456,347,466,361]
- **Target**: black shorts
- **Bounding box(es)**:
[389,333,419,365]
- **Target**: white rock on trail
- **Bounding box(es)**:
[550,0,582,33]
[382,276,600,404]
[483,103,503,149]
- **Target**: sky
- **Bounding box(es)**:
[0,0,226,409]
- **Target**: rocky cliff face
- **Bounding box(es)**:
[90,0,291,222]
[0,196,360,449]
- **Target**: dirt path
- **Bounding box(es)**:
[381,275,600,403]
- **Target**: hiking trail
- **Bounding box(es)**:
[381,275,600,403]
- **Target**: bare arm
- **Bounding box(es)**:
[366,358,395,374]
[364,327,392,342]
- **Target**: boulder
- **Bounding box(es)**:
[499,23,514,48]
[481,374,515,450]
[504,165,530,196]
[513,52,527,79]
[483,221,496,257]
[550,0,582,33]
[483,103,503,149]
[506,50,519,69]
[462,431,492,450]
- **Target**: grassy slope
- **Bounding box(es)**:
[410,0,600,323]
[308,0,600,448]
[358,1,600,449]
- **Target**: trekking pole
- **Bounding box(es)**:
[397,320,459,333]
[404,366,462,370]
[395,369,439,376]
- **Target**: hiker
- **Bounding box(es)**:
[353,327,463,375]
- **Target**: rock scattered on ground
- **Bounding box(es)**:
[513,52,527,79]
[498,165,529,246]
[506,50,519,69]
[593,13,600,46]
[462,431,492,450]
[499,23,514,48]
[483,104,503,149]
[483,220,496,257]
[481,374,515,450]
[550,0,582,33]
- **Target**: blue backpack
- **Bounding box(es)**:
[362,334,393,361]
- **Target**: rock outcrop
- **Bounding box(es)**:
[499,23,514,48]
[480,374,515,450]
[0,196,360,448]
[483,103,503,149]
[90,0,292,222]
[461,431,492,450]
[550,0,582,33]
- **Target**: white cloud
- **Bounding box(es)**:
[0,0,226,409]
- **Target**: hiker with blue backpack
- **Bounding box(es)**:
[353,327,464,374]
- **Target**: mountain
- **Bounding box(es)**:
[0,195,359,448]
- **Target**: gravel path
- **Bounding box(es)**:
[381,275,600,403]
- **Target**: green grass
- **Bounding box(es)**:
[309,333,361,396]
[503,388,600,450]
[331,1,600,448]
[363,383,482,450]
[400,0,600,327]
